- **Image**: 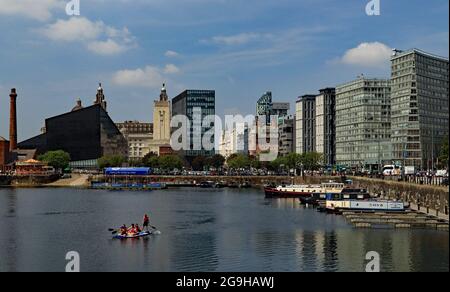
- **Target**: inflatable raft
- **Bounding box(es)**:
[113,230,160,239]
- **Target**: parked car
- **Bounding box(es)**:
[436,169,448,177]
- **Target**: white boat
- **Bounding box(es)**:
[326,200,405,213]
[265,181,345,198]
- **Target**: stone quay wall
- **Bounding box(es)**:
[348,176,449,219]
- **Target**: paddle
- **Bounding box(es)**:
[109,228,121,235]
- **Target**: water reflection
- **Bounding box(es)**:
[0,189,18,272]
[0,188,448,272]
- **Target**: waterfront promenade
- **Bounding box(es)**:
[45,174,89,188]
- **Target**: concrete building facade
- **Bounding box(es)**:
[390,49,449,169]
[116,121,153,160]
[278,115,295,157]
[335,77,392,171]
[296,95,316,154]
[315,88,336,167]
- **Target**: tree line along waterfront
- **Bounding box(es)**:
[30,145,448,184]
[98,151,325,175]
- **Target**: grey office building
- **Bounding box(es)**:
[391,49,449,169]
[172,90,216,162]
[335,77,392,171]
[295,95,316,154]
[256,92,290,125]
[278,115,295,156]
[315,88,336,167]
[272,102,290,118]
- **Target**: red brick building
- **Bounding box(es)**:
[0,137,10,171]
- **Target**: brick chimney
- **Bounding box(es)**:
[9,88,17,152]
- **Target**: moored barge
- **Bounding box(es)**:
[264,181,345,198]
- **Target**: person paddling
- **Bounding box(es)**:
[143,214,150,231]
[120,224,127,236]
[135,224,142,233]
[128,224,136,235]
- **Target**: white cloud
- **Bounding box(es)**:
[208,33,266,46]
[165,50,180,57]
[38,17,136,56]
[39,17,104,42]
[340,42,393,67]
[112,66,171,88]
[163,64,180,74]
[0,0,63,21]
[87,39,128,55]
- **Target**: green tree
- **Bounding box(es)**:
[192,156,206,171]
[249,155,261,169]
[226,153,239,164]
[284,153,303,170]
[142,152,158,165]
[439,136,449,168]
[158,155,183,171]
[129,158,144,167]
[227,154,251,170]
[268,156,288,172]
[38,150,71,170]
[144,156,160,168]
[301,152,323,171]
[98,155,126,169]
[206,154,226,169]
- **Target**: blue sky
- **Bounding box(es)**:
[0,0,448,140]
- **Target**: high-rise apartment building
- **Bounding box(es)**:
[391,49,449,169]
[335,77,391,171]
[278,115,295,157]
[315,88,336,167]
[296,95,316,154]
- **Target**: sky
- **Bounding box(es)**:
[0,0,448,140]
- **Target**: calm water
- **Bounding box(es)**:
[0,187,448,272]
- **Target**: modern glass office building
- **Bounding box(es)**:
[391,49,449,169]
[172,90,216,162]
[256,92,289,125]
[256,91,273,125]
[315,88,336,167]
[335,77,392,171]
[295,94,316,154]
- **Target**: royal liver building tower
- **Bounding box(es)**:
[149,84,172,154]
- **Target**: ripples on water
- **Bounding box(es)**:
[0,188,448,272]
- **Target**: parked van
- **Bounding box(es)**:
[383,165,402,176]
